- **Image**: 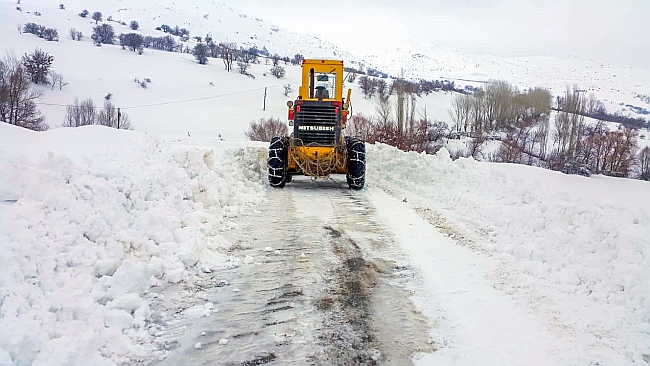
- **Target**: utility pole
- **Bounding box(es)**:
[263,87,267,111]
[117,108,121,129]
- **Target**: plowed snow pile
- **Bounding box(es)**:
[367,143,650,363]
[0,124,266,365]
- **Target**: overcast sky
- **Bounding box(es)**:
[223,0,649,68]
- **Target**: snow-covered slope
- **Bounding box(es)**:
[364,45,650,118]
[1,0,460,142]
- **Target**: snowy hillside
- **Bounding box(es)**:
[1,0,459,141]
[364,45,650,119]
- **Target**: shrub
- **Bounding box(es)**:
[69,28,83,41]
[193,43,208,64]
[91,24,115,46]
[22,48,53,84]
[119,33,143,52]
[79,9,89,17]
[269,65,285,79]
[130,20,139,30]
[42,28,58,41]
[245,117,288,141]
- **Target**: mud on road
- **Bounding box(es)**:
[148,177,435,365]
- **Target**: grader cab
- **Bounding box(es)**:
[268,59,365,189]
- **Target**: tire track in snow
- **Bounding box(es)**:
[148,177,434,365]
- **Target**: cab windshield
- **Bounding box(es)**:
[310,71,336,99]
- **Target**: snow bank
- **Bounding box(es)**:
[0,124,267,365]
[366,143,650,362]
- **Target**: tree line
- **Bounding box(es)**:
[356,75,464,99]
[449,81,649,181]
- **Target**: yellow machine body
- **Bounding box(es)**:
[286,59,351,177]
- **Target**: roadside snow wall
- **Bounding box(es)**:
[367,143,650,362]
[0,124,267,366]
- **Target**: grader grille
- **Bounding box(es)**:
[294,103,338,145]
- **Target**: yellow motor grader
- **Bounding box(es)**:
[268,59,365,189]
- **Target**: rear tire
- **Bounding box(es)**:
[345,136,365,190]
[268,136,289,188]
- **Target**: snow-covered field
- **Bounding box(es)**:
[2,0,650,365]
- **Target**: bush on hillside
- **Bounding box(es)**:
[119,33,144,52]
[193,43,208,65]
[245,117,288,142]
[23,23,58,41]
[269,65,285,79]
[91,24,115,46]
[22,48,53,84]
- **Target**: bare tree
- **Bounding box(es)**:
[50,72,68,90]
[375,96,392,127]
[283,84,293,97]
[63,97,96,127]
[237,61,250,75]
[375,79,387,98]
[358,76,375,99]
[553,86,586,158]
[0,54,47,130]
[639,146,650,181]
[345,113,374,143]
[449,93,472,134]
[219,42,235,71]
[97,100,131,129]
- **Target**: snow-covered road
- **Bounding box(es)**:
[148,177,434,365]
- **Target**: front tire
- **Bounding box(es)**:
[268,136,289,188]
[345,136,365,190]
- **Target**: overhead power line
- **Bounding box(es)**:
[35,81,299,110]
